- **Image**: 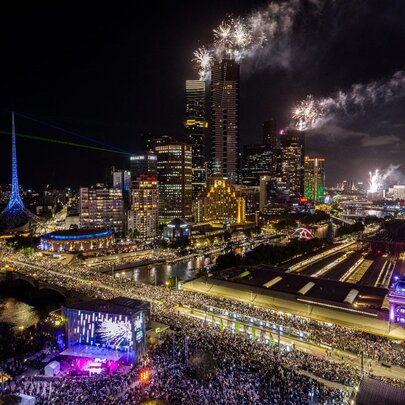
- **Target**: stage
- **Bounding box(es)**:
[60,344,124,362]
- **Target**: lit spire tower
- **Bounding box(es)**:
[0,112,38,231]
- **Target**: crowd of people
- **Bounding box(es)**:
[6,246,405,367]
[1,243,405,403]
[6,311,351,404]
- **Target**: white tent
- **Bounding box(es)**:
[17,393,36,404]
[44,360,60,377]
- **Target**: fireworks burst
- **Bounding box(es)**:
[97,319,132,346]
[192,0,307,80]
[213,20,234,50]
[192,46,214,81]
[232,18,253,48]
[368,169,381,194]
[367,165,401,194]
[291,71,405,130]
[291,95,324,131]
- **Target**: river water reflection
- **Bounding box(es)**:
[0,298,39,329]
[116,255,214,285]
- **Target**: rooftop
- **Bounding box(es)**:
[64,297,148,316]
[41,228,113,240]
[214,265,387,311]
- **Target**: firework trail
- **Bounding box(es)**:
[368,165,401,193]
[291,71,405,130]
[192,0,320,80]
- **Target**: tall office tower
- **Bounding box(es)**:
[127,176,159,239]
[279,129,305,196]
[304,157,325,203]
[105,167,131,191]
[211,59,240,184]
[263,119,279,176]
[241,144,272,187]
[155,143,192,223]
[259,175,278,211]
[143,134,174,153]
[263,119,278,148]
[129,153,158,180]
[79,186,124,235]
[185,80,208,198]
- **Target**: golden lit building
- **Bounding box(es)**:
[195,178,245,224]
[128,176,159,239]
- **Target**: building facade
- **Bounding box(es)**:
[185,80,208,198]
[304,157,325,203]
[211,59,240,184]
[279,129,305,196]
[79,186,124,234]
[155,143,192,223]
[263,118,278,149]
[128,176,159,239]
[129,153,158,180]
[105,167,131,191]
[194,178,245,224]
[241,144,273,187]
[39,228,114,252]
[259,175,278,211]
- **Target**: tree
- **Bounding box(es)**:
[127,228,141,240]
[223,230,232,241]
[214,252,242,270]
[188,351,217,380]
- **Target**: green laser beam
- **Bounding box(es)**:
[0,130,131,156]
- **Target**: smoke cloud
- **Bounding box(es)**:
[291,71,405,130]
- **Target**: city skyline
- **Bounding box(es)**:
[0,1,405,188]
[1,3,405,402]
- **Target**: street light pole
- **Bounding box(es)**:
[277,326,280,351]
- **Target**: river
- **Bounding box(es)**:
[115,254,214,285]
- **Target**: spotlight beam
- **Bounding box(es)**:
[15,112,130,154]
[0,130,131,156]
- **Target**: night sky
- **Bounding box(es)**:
[1,1,405,189]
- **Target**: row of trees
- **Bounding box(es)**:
[335,221,365,237]
[272,210,330,231]
[215,237,330,270]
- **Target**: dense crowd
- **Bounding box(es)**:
[6,311,351,404]
[1,243,405,404]
[5,246,405,368]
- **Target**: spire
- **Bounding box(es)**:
[6,111,25,211]
[0,112,40,232]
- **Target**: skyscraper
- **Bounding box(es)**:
[211,59,240,184]
[155,143,192,223]
[263,119,278,149]
[79,186,124,235]
[304,157,325,202]
[142,134,174,153]
[129,153,158,180]
[263,119,279,176]
[241,144,273,187]
[105,166,131,191]
[128,176,159,239]
[279,129,305,196]
[185,80,208,198]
